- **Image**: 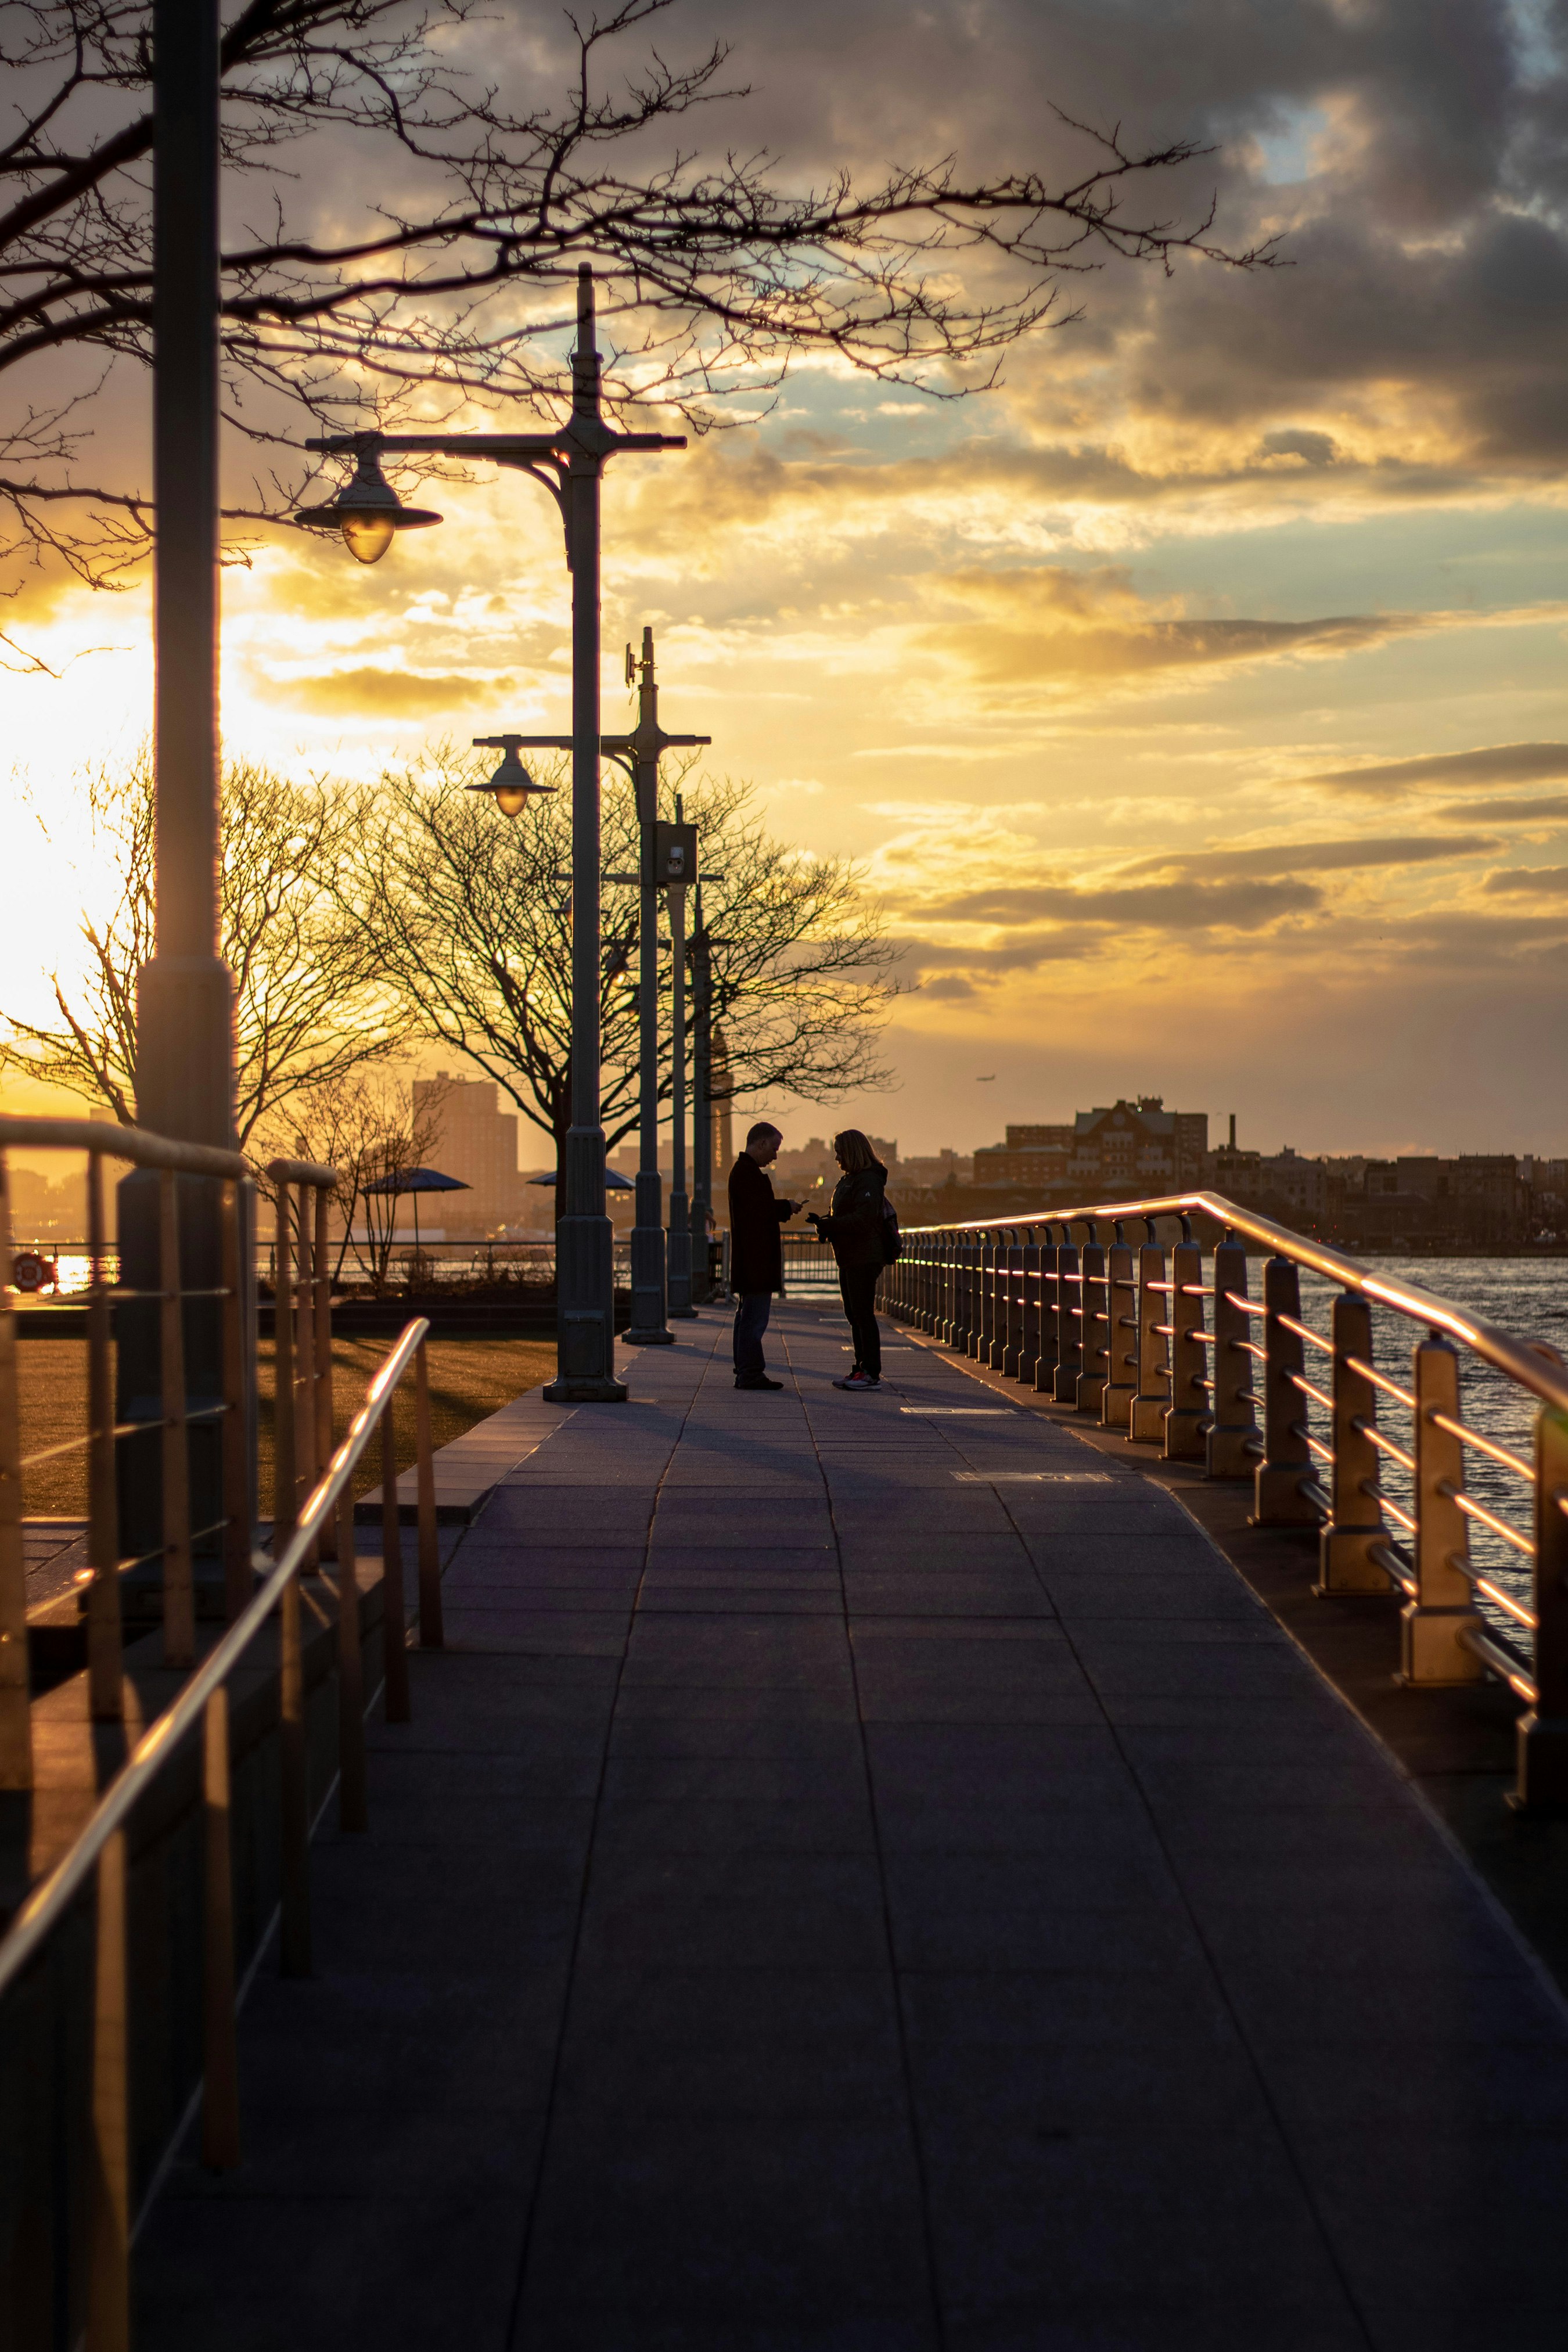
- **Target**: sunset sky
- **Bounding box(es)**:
[6,0,1568,1161]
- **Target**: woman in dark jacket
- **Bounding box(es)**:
[809,1129,888,1390]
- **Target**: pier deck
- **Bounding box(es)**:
[136,1301,1568,2350]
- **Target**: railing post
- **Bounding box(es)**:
[1402,1336,1483,1684]
[159,1166,194,1670]
[1076,1222,1107,1414]
[1206,1233,1258,1479]
[1130,1224,1168,1443]
[972,1229,992,1362]
[1163,1232,1207,1461]
[380,1405,411,1723]
[1035,1227,1060,1396]
[1019,1228,1041,1386]
[1101,1222,1137,1430]
[0,1148,30,1790]
[336,1464,368,1832]
[87,1828,130,2352]
[279,1569,311,1977]
[202,1684,240,2168]
[1253,1256,1317,1524]
[956,1233,977,1356]
[1318,1292,1390,1592]
[294,1185,318,1573]
[220,1177,253,1624]
[997,1230,1019,1374]
[1516,1405,1568,1810]
[314,1182,336,1560]
[1052,1229,1081,1404]
[273,1179,296,1548]
[415,1337,443,1649]
[85,1149,124,1720]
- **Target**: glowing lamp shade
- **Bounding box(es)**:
[466,737,558,819]
[340,509,397,566]
[292,440,441,562]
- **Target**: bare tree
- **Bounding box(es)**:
[0,0,1271,626]
[1,750,401,1142]
[256,1064,451,1290]
[349,747,896,1216]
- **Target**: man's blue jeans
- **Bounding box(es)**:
[733,1292,772,1380]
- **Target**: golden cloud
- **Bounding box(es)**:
[919,564,1426,696]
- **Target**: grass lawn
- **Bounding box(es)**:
[17,1335,556,1517]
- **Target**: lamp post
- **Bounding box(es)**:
[294,266,684,1402]
[120,0,240,1596]
[469,627,710,1344]
[665,806,695,1320]
[689,883,713,1303]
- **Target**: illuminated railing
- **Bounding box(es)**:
[883,1193,1568,1812]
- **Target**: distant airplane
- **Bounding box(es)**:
[976,1073,997,1082]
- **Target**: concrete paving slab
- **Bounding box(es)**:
[134,1300,1568,2351]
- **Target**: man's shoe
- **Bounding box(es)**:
[832,1371,880,1390]
[735,1375,783,1390]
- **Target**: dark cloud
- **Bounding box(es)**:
[1482,865,1568,894]
[1301,743,1568,794]
[1437,796,1568,823]
[915,877,1320,931]
[1130,835,1497,879]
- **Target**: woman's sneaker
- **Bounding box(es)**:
[833,1369,880,1390]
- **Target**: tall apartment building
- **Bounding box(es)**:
[412,1073,527,1234]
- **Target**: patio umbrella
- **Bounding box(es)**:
[361,1166,471,1256]
[527,1169,635,1189]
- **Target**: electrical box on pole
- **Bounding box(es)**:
[653,823,699,887]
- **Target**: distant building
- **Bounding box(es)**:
[974,1099,1207,1196]
[413,1073,527,1234]
[1207,1144,1331,1221]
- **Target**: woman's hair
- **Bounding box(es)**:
[833,1128,881,1174]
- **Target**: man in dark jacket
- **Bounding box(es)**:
[727,1120,800,1390]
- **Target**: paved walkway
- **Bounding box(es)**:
[138,1304,1568,2350]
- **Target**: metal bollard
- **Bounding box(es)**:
[1163,1235,1208,1460]
[1205,1234,1258,1479]
[1317,1292,1390,1592]
[1101,1224,1137,1429]
[1129,1227,1168,1444]
[1253,1257,1317,1525]
[1076,1222,1108,1414]
[1035,1229,1061,1396]
[1052,1229,1082,1404]
[1401,1336,1483,1684]
[1516,1405,1568,1810]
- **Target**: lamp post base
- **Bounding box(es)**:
[624,1174,673,1344]
[667,1188,696,1319]
[548,1200,627,1402]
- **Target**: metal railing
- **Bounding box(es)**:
[0,1307,442,2348]
[883,1192,1568,1812]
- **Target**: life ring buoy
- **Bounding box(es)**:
[12,1251,48,1293]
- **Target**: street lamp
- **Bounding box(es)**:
[466,626,710,1344]
[293,265,684,1404]
[299,438,443,564]
[468,737,557,821]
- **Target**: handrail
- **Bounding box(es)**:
[902,1190,1568,1417]
[886,1188,1568,1814]
[0,1114,249,1180]
[0,1314,430,2007]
